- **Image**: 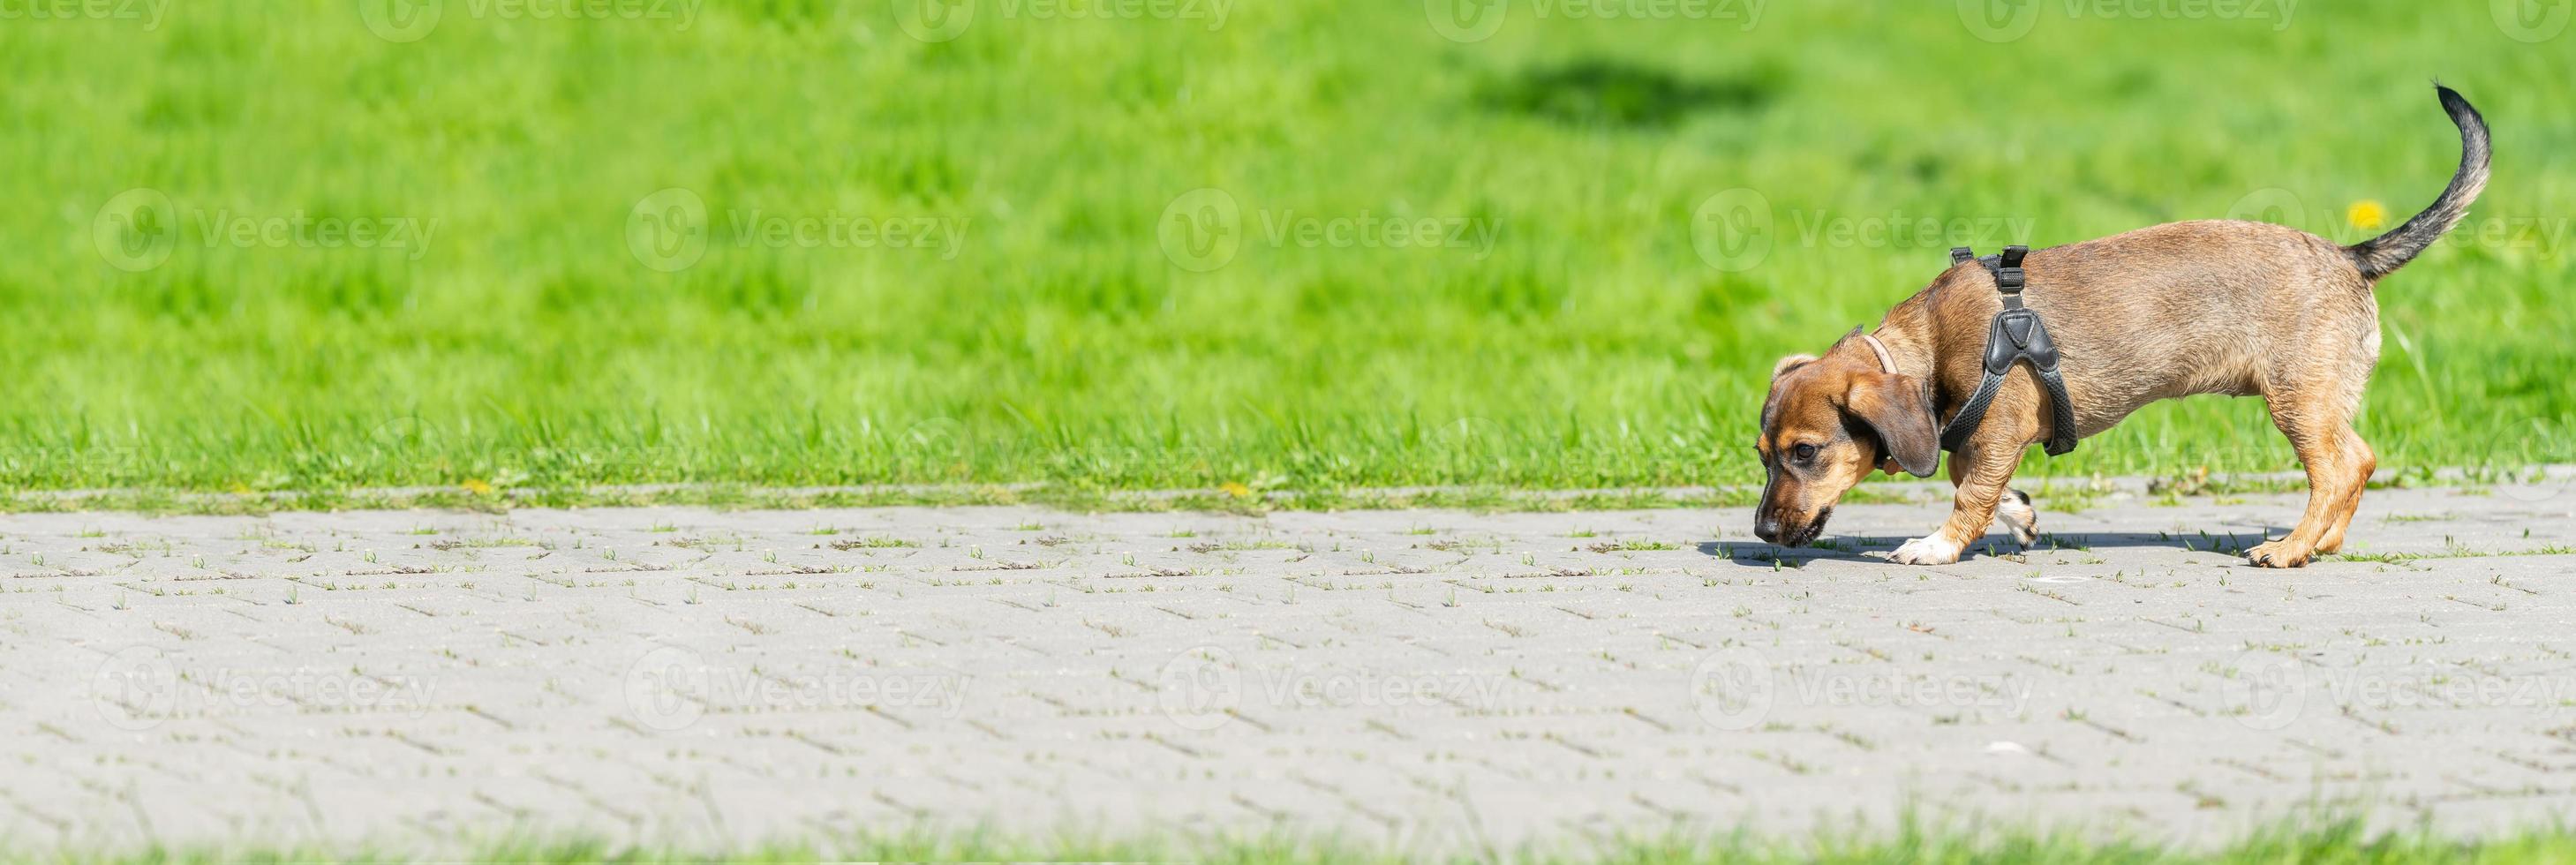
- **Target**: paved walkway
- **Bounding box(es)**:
[5,477,2576,856]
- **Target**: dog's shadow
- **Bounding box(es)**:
[1698,528,2289,568]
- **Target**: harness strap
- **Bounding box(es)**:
[1937,244,2080,456]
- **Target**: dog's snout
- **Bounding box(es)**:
[1754,505,1828,548]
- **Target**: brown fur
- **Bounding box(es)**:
[1753,86,2489,568]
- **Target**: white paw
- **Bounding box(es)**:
[1890,535,1963,565]
[1994,490,2038,546]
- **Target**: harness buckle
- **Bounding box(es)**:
[1993,244,2027,293]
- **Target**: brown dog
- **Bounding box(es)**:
[1754,86,2489,568]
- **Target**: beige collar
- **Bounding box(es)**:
[1857,333,1898,375]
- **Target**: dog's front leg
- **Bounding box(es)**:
[1893,425,2030,565]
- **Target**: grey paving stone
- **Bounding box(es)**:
[3,478,2575,856]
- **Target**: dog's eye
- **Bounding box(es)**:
[1792,443,1818,462]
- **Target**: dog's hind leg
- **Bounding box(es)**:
[1995,489,2039,547]
[1948,456,2038,547]
[2248,389,2374,568]
[2312,436,2376,555]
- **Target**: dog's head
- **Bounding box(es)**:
[1753,329,1940,546]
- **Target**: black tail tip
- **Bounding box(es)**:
[2434,83,2476,117]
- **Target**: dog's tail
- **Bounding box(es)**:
[2346,85,2490,281]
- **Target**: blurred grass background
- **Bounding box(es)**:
[0,0,2568,496]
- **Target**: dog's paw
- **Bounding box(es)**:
[2246,538,2315,568]
[1890,535,1963,565]
[1995,490,2038,547]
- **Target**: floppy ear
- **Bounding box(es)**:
[1845,372,1940,477]
[1771,354,1818,380]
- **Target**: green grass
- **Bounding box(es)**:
[39,816,2576,863]
[3,2,2571,500]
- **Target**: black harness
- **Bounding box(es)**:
[1937,244,2080,456]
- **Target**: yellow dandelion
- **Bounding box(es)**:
[2346,199,2388,231]
[1219,481,1252,498]
[462,478,495,495]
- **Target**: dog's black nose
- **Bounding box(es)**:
[1754,515,1781,544]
